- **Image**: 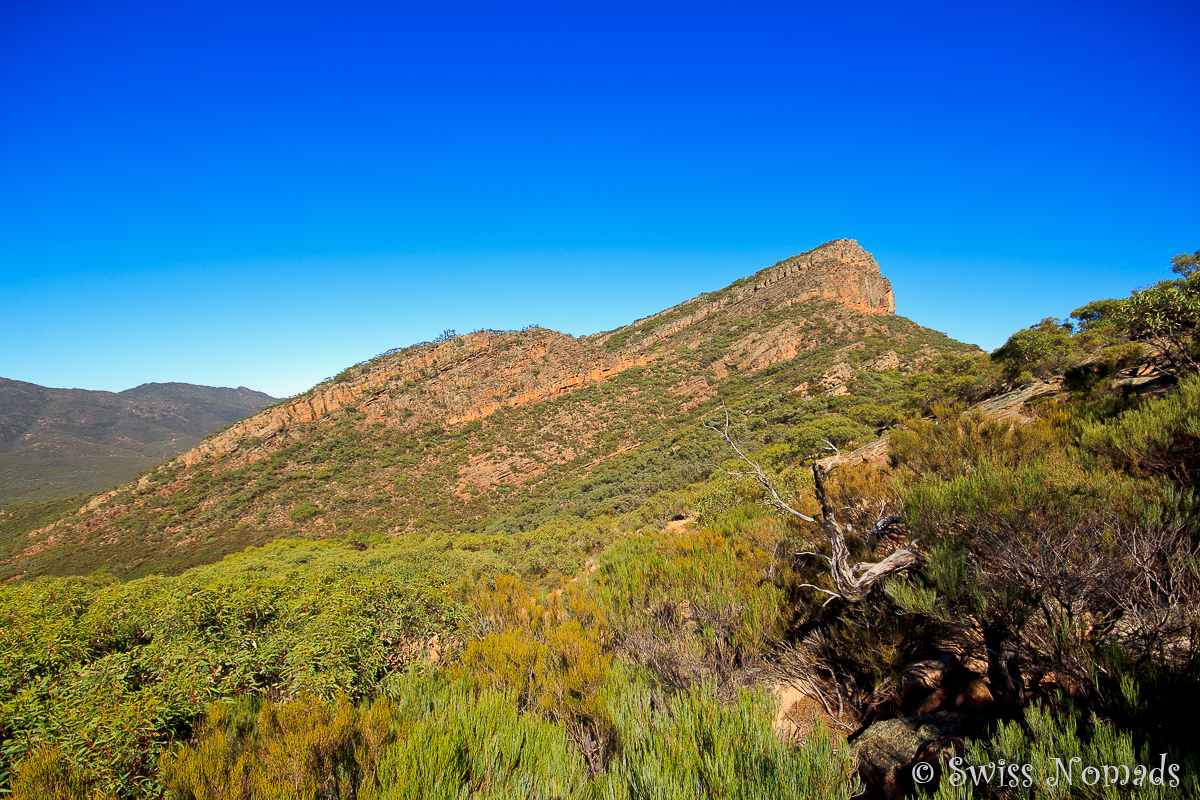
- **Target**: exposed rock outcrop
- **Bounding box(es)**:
[178,239,898,472]
[754,239,895,315]
[180,331,651,468]
[593,239,894,353]
[7,239,983,581]
[854,711,990,799]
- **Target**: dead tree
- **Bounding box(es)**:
[705,413,920,605]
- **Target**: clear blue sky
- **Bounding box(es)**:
[2,1,1197,399]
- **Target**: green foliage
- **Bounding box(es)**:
[1172,250,1200,278]
[367,677,589,800]
[760,413,872,467]
[992,318,1076,384]
[1114,271,1200,374]
[288,501,321,522]
[692,472,761,524]
[1078,372,1200,487]
[904,454,1166,546]
[882,378,1200,764]
[600,663,861,799]
[889,406,1066,480]
[1070,298,1126,332]
[455,575,614,763]
[594,525,791,692]
[9,743,115,800]
[162,691,363,800]
[925,701,1199,798]
[163,661,863,800]
[991,291,1158,389]
[884,539,987,623]
[1066,251,1200,378]
[0,547,469,797]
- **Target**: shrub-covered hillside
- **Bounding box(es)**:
[3,240,980,582]
[2,249,1198,799]
[0,381,277,504]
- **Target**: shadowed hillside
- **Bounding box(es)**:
[0,380,276,503]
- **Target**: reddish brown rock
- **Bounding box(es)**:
[854,711,987,799]
[10,239,976,579]
[954,677,995,715]
[754,239,895,315]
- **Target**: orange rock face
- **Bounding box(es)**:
[177,330,653,469]
[592,239,893,354]
[12,239,922,553]
[175,239,896,471]
[746,239,895,315]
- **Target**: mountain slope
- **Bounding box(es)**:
[3,240,980,580]
[0,380,277,503]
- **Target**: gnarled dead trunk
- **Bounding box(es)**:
[707,415,919,605]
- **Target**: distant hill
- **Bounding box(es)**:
[0,380,277,503]
[3,239,982,580]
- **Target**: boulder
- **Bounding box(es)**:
[854,711,989,799]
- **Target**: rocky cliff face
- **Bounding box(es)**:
[591,239,893,350]
[178,240,894,472]
[761,239,895,315]
[179,330,651,468]
[6,240,978,581]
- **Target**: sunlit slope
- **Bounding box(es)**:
[3,240,979,580]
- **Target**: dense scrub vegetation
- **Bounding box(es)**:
[1,300,982,584]
[2,252,1198,798]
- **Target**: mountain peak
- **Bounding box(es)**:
[588,239,895,355]
[760,239,895,316]
[5,242,977,581]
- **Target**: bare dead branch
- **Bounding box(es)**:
[703,411,817,523]
[796,550,833,565]
[706,414,921,605]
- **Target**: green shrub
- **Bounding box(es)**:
[288,502,321,522]
[1078,372,1200,487]
[600,664,861,799]
[925,701,1199,798]
[992,318,1077,384]
[162,692,362,800]
[889,408,1065,480]
[594,526,790,692]
[367,678,589,800]
[0,556,468,797]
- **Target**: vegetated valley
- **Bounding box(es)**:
[1,240,1197,799]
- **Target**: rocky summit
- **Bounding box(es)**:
[2,239,976,580]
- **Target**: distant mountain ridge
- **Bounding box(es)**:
[0,379,277,503]
[4,239,980,580]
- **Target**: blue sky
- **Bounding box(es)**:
[2,1,1197,399]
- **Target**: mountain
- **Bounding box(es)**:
[4,243,1194,800]
[1,239,980,580]
[0,380,277,504]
